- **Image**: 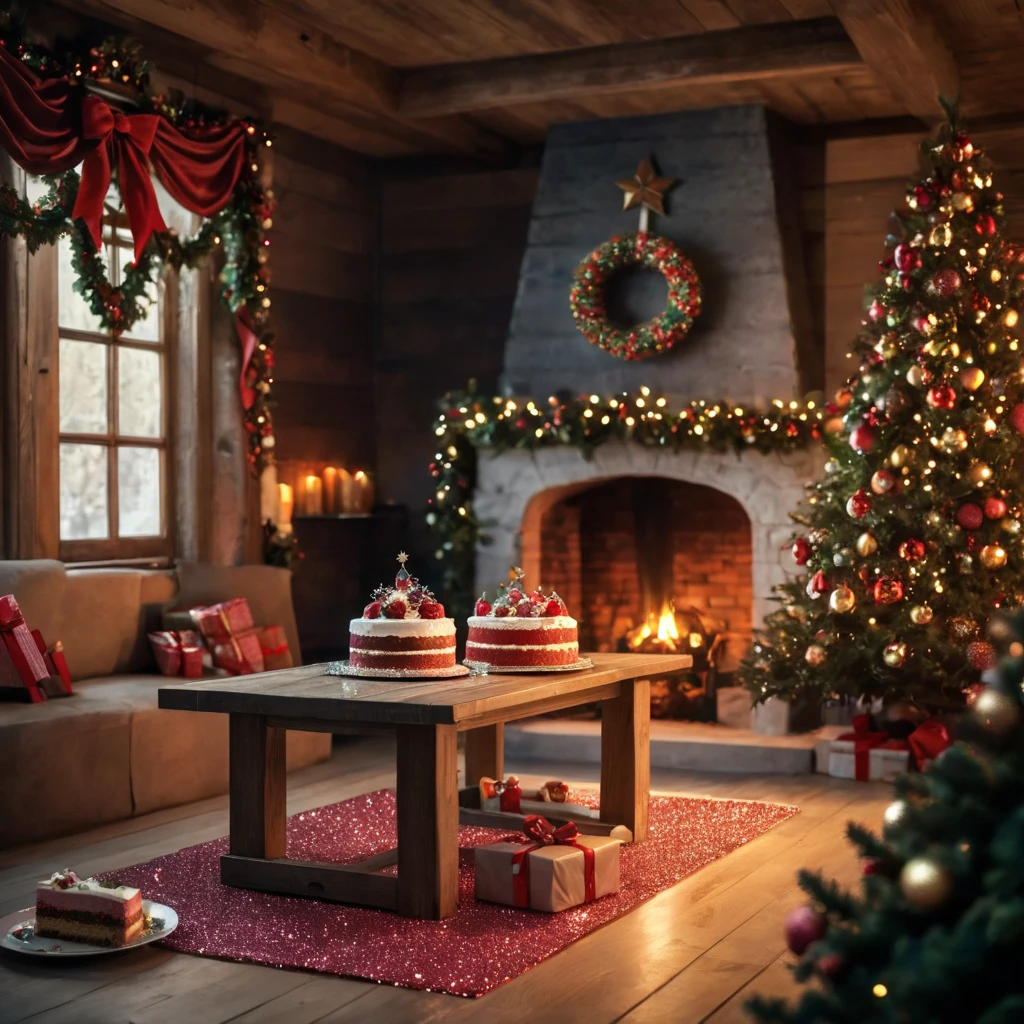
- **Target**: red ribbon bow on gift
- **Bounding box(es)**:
[907,718,950,769]
[505,815,596,909]
[838,714,906,782]
[71,96,167,261]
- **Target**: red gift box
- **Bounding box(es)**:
[211,628,265,675]
[31,630,73,695]
[257,625,293,671]
[191,598,255,642]
[0,595,51,703]
[149,631,205,679]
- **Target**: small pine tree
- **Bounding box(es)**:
[746,611,1024,1023]
[741,108,1024,711]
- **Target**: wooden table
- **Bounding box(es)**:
[158,652,691,920]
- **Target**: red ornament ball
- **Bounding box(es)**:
[363,601,382,619]
[1010,403,1024,435]
[475,598,492,616]
[867,300,885,322]
[383,599,407,619]
[957,503,985,530]
[985,497,1008,520]
[976,214,997,237]
[967,641,996,670]
[926,385,957,410]
[792,537,812,566]
[933,269,962,296]
[784,905,827,956]
[809,570,831,595]
[418,600,445,619]
[913,184,933,209]
[899,539,926,562]
[894,243,921,272]
[847,489,872,518]
[849,422,877,453]
[817,953,845,979]
[874,576,905,605]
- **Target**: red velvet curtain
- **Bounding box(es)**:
[0,44,248,258]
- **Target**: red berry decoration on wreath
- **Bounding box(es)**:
[957,502,985,530]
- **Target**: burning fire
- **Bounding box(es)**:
[626,603,703,652]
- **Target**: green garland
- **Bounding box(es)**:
[0,17,277,470]
[427,380,825,618]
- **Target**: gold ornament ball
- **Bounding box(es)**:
[900,857,954,910]
[825,416,845,435]
[929,222,952,247]
[925,510,944,529]
[980,544,1008,569]
[856,532,878,557]
[973,688,1021,734]
[889,444,913,468]
[910,604,934,625]
[967,461,993,486]
[829,586,857,614]
[906,365,925,387]
[961,367,985,391]
[805,643,827,667]
[883,641,908,667]
[883,799,909,833]
[937,427,969,453]
[1002,517,1022,537]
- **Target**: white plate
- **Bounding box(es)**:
[1,900,178,957]
[327,660,471,680]
[463,657,594,674]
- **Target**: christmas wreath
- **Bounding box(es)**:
[569,231,701,361]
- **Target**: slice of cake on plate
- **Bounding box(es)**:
[35,869,144,947]
[348,553,457,676]
[466,567,580,670]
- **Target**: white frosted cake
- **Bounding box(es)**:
[466,568,579,669]
[348,553,456,676]
[35,869,144,947]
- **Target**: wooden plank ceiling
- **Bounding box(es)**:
[51,0,1024,157]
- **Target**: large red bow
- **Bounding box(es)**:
[522,814,579,846]
[506,815,595,908]
[71,96,166,261]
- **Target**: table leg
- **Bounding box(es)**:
[228,713,286,859]
[600,678,650,842]
[397,723,459,919]
[464,723,504,785]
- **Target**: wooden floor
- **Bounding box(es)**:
[0,736,890,1024]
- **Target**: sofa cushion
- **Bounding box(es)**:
[129,570,179,672]
[0,688,133,848]
[61,570,145,680]
[174,561,302,666]
[0,559,67,650]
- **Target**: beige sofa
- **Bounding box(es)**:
[0,559,331,849]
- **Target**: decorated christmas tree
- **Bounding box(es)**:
[742,107,1024,711]
[746,612,1024,1023]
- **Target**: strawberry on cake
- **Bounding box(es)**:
[466,568,580,670]
[348,553,457,676]
[35,869,145,947]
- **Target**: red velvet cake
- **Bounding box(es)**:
[466,568,579,670]
[348,553,456,676]
[35,869,145,947]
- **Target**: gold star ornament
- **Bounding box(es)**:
[615,157,677,215]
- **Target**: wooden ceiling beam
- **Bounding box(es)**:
[830,0,959,121]
[397,17,864,117]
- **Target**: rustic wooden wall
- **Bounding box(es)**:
[375,163,538,564]
[270,128,377,503]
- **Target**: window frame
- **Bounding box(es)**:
[56,212,177,563]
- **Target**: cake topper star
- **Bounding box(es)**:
[615,157,677,215]
[397,552,409,566]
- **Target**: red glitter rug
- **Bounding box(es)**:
[103,789,797,997]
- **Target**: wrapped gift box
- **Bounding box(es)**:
[0,595,52,703]
[257,625,293,671]
[827,741,909,782]
[149,631,205,679]
[210,629,265,675]
[475,816,620,913]
[191,598,255,642]
[31,630,73,695]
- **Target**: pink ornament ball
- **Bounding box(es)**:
[957,503,985,531]
[1011,403,1024,435]
[784,905,827,956]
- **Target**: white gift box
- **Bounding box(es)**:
[826,739,909,782]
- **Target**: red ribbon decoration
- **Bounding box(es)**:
[71,96,167,261]
[507,815,596,909]
[235,306,260,412]
[837,714,902,781]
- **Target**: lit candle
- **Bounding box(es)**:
[353,470,374,514]
[322,467,339,515]
[302,474,323,516]
[278,482,294,531]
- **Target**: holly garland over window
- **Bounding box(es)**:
[0,22,277,472]
[427,381,825,617]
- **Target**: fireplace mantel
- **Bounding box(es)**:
[473,442,823,629]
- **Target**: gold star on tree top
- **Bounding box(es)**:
[615,157,677,215]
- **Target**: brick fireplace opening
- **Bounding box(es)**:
[538,477,753,672]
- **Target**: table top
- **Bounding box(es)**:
[157,652,692,728]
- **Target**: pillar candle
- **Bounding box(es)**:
[278,483,294,532]
[339,468,355,514]
[259,463,280,525]
[322,467,339,515]
[302,474,323,516]
[353,470,375,514]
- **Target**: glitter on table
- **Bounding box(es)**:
[102,789,798,998]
